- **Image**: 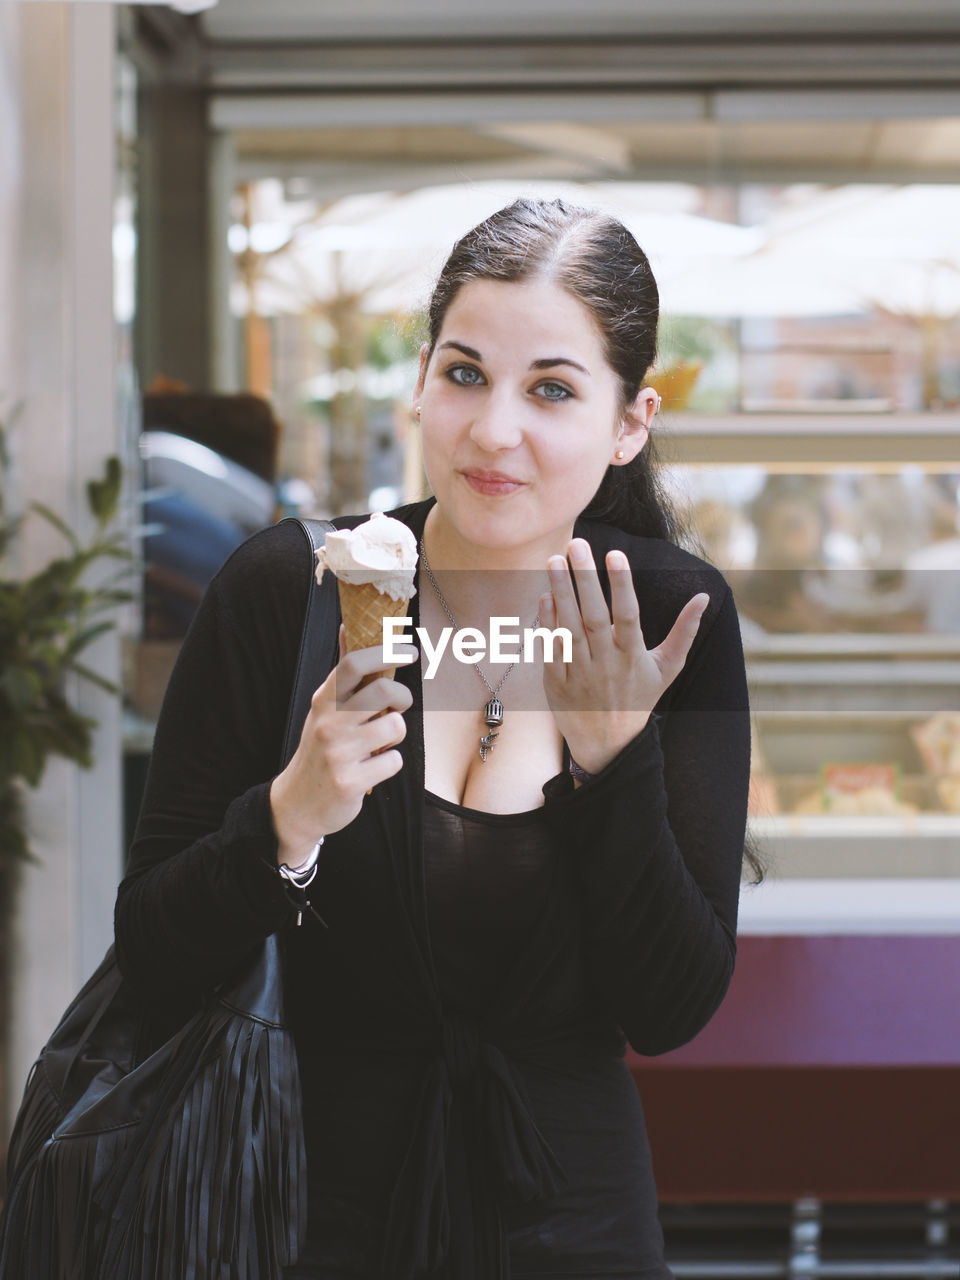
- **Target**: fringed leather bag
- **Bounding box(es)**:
[0,517,337,1280]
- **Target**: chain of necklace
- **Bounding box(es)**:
[418,535,540,762]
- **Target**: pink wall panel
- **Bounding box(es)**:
[626,937,960,1199]
[633,936,960,1068]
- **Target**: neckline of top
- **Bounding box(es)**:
[424,788,548,823]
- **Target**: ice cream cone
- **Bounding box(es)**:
[337,579,413,690]
[315,512,419,792]
[339,581,413,790]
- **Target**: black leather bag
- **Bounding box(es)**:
[0,517,338,1280]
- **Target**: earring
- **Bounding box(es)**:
[413,405,421,420]
[653,394,662,416]
[614,450,624,460]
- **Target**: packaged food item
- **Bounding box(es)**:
[792,763,917,816]
[911,712,960,775]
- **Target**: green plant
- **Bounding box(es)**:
[0,419,131,867]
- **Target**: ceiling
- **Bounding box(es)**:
[224,117,960,192]
[198,0,960,42]
[134,1,960,189]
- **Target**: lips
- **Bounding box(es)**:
[460,469,526,496]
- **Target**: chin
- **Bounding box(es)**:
[468,516,570,556]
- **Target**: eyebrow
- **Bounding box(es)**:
[438,340,590,376]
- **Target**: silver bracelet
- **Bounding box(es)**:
[277,836,324,888]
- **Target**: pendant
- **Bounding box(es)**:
[480,698,504,762]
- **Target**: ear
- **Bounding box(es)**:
[611,386,658,465]
[413,342,431,407]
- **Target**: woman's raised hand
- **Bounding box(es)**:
[540,538,709,777]
[269,624,418,868]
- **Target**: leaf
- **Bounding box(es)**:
[94,562,139,593]
[27,701,96,765]
[93,544,136,564]
[0,817,37,865]
[86,455,123,525]
[85,589,134,612]
[25,642,64,677]
[22,556,84,605]
[0,666,41,712]
[29,501,81,550]
[12,731,47,787]
[0,438,130,868]
[0,512,24,558]
[68,660,121,696]
[62,620,115,662]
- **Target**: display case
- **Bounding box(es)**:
[746,633,960,870]
[654,413,960,926]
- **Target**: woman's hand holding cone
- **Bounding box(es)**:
[269,624,417,868]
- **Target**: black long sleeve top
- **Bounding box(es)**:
[114,496,751,1280]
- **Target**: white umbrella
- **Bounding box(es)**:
[659,184,960,320]
[239,180,960,322]
[324,180,763,259]
[657,251,868,319]
[240,180,762,318]
[237,237,439,317]
[764,184,960,260]
[768,185,960,318]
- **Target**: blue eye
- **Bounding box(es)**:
[447,364,485,386]
[536,381,572,402]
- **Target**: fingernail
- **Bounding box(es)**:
[569,540,589,565]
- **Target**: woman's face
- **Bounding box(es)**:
[415,276,652,561]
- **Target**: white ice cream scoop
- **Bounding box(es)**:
[315,511,418,602]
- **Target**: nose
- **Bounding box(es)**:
[468,387,524,453]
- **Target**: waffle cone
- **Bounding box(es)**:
[337,579,412,687]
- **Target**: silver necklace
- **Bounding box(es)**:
[419,535,540,762]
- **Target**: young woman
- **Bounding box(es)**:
[115,198,753,1279]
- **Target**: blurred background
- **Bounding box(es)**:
[1,0,959,1273]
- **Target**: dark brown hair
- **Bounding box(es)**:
[427,196,681,545]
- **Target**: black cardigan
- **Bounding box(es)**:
[115,496,751,1279]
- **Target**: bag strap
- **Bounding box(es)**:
[280,516,339,771]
